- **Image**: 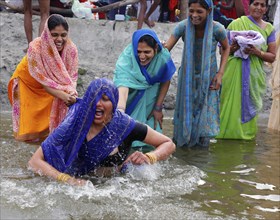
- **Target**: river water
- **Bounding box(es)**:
[0,111,279,220]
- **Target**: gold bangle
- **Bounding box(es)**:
[260,51,265,56]
[145,152,158,164]
[57,173,71,182]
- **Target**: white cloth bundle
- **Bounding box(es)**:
[229,30,266,59]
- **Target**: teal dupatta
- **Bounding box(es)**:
[114,29,175,148]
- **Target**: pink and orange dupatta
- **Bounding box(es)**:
[8,15,78,141]
[27,16,78,132]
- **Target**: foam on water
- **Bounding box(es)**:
[238,179,276,190]
[240,194,280,202]
[254,206,280,212]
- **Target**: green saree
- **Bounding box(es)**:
[217,16,275,139]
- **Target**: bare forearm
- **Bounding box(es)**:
[156,80,170,107]
[144,127,175,161]
[165,35,178,51]
[117,87,129,112]
[43,85,67,100]
[219,46,230,74]
[152,140,175,161]
[28,148,61,180]
[257,50,276,63]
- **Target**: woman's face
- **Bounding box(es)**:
[137,41,156,66]
[50,25,68,52]
[94,94,113,126]
[249,0,267,20]
[188,3,210,26]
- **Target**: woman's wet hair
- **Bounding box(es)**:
[138,35,158,50]
[48,14,69,31]
[249,0,268,6]
[188,0,210,10]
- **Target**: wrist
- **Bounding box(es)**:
[154,104,164,112]
[260,50,265,57]
[57,173,71,183]
[117,106,126,112]
[145,152,158,164]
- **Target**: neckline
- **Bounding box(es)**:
[247,15,267,29]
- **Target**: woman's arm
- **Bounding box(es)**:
[43,85,76,106]
[247,42,276,63]
[125,126,175,165]
[149,80,171,129]
[210,37,230,90]
[243,42,276,63]
[28,147,86,186]
[164,35,179,51]
[117,86,129,112]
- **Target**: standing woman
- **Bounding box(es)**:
[113,29,176,150]
[217,0,276,139]
[8,14,78,142]
[267,1,280,132]
[164,0,230,147]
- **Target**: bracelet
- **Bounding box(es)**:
[260,51,265,57]
[57,173,71,182]
[145,152,158,164]
[154,104,163,112]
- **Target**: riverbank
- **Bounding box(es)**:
[0,12,273,116]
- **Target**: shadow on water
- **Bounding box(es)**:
[1,112,279,220]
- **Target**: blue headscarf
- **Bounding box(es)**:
[42,78,136,175]
[132,29,176,85]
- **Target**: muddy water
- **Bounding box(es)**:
[1,111,279,220]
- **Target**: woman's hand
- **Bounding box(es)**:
[243,44,261,56]
[43,85,77,106]
[210,72,223,90]
[66,177,87,186]
[148,110,163,129]
[230,40,240,55]
[125,151,150,165]
[62,92,77,107]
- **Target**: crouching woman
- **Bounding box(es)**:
[28,78,175,186]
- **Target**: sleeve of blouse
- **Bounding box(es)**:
[172,19,187,39]
[128,122,148,141]
[268,29,276,44]
[214,22,227,42]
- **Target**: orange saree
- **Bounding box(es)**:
[8,56,53,141]
[8,14,79,142]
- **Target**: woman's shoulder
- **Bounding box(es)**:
[29,37,41,48]
[159,47,173,61]
[213,21,226,30]
[264,21,275,32]
[212,21,227,37]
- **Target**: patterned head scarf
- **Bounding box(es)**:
[27,14,79,132]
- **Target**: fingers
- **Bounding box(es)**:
[158,118,163,129]
[127,151,150,165]
[209,77,222,90]
[64,94,77,106]
[67,177,87,186]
